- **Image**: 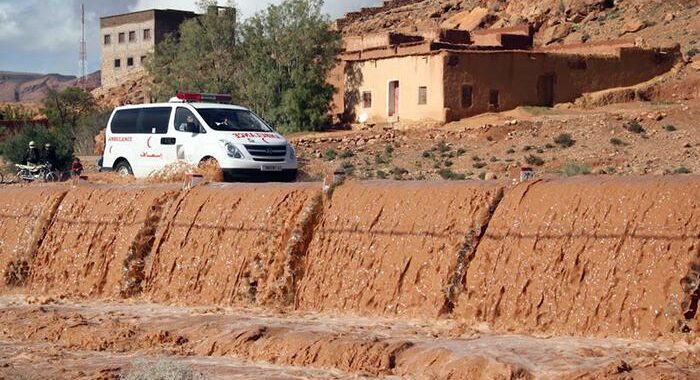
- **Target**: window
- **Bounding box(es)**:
[196,108,272,132]
[461,85,473,108]
[362,91,372,108]
[103,34,111,45]
[489,89,500,108]
[143,28,151,40]
[127,57,134,67]
[111,107,171,134]
[174,108,203,133]
[129,31,136,42]
[140,56,147,64]
[114,59,121,68]
[118,32,125,43]
[418,86,427,105]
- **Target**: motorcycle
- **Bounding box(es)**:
[16,164,59,183]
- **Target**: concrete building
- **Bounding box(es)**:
[100,9,196,89]
[331,28,681,124]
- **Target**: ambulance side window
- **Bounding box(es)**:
[139,107,171,134]
[174,108,204,134]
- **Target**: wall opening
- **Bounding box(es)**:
[418,86,427,105]
[461,85,473,108]
[489,89,500,109]
[129,31,136,42]
[362,91,372,108]
[127,57,134,67]
[118,32,125,43]
[537,74,555,107]
[114,59,121,68]
[388,80,399,117]
[104,34,111,45]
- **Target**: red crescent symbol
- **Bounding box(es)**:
[109,145,113,154]
[147,136,152,148]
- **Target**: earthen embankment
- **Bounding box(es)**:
[296,180,505,318]
[0,185,67,289]
[0,176,698,342]
[456,176,700,340]
[25,184,179,298]
[143,183,322,307]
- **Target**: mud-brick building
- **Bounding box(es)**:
[100,9,196,89]
[332,28,681,124]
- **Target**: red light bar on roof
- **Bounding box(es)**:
[176,92,232,103]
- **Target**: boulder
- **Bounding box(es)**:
[442,6,489,31]
[541,23,572,45]
[620,19,646,36]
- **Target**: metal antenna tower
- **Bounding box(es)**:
[79,2,87,90]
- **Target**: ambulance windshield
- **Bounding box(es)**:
[196,108,272,132]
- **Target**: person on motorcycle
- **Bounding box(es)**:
[42,143,57,169]
[24,141,39,166]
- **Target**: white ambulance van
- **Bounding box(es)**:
[102,93,298,182]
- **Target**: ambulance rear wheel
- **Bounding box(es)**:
[115,160,133,177]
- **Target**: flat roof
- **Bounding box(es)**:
[100,8,196,21]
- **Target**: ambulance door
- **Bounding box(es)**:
[172,107,206,165]
[158,106,178,168]
[138,106,172,175]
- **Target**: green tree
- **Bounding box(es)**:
[146,0,239,100]
[0,124,73,170]
[238,0,341,132]
[146,0,341,133]
[43,87,96,140]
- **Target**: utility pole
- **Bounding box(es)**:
[79,1,87,90]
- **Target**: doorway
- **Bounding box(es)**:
[537,74,555,107]
[388,80,399,117]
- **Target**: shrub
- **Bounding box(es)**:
[553,133,575,148]
[471,155,482,161]
[506,148,515,154]
[687,47,699,58]
[561,161,591,177]
[436,140,450,153]
[489,156,499,162]
[456,147,466,156]
[664,124,677,132]
[610,137,626,146]
[339,149,354,158]
[473,161,487,169]
[376,170,387,179]
[384,145,394,155]
[323,148,337,160]
[444,160,453,167]
[422,150,432,158]
[522,145,533,152]
[544,143,555,149]
[0,124,73,170]
[339,161,355,175]
[625,121,645,134]
[524,154,545,166]
[121,359,203,380]
[438,168,466,180]
[674,166,692,174]
[390,166,408,179]
[374,152,389,165]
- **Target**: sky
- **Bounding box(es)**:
[0,0,381,76]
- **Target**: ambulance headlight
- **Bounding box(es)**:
[220,140,242,159]
[288,144,296,160]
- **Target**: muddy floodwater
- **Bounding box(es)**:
[0,176,698,378]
